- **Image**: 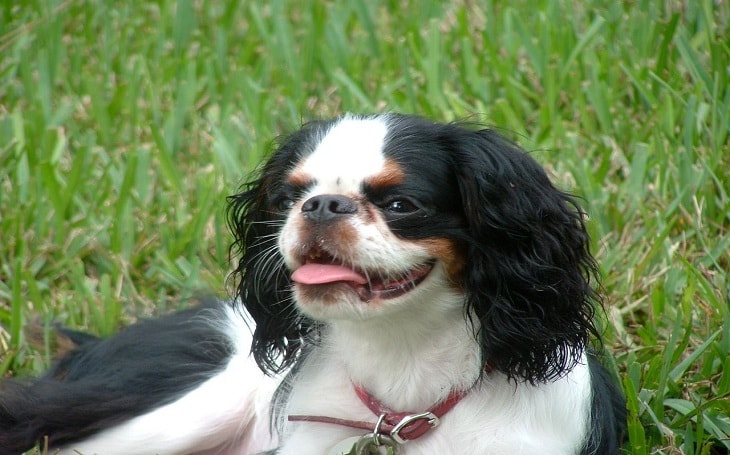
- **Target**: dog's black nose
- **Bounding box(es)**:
[301,194,357,222]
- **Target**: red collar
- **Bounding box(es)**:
[353,384,466,443]
[288,384,467,444]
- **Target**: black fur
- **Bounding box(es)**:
[0,114,625,454]
[226,114,625,452]
[585,353,628,454]
[0,299,234,454]
[227,120,339,375]
[228,114,601,384]
[450,127,601,383]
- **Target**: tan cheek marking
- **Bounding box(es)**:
[293,206,363,259]
[353,196,380,223]
[366,159,405,188]
[416,238,467,289]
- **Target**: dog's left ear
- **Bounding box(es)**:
[227,143,314,376]
[453,128,600,384]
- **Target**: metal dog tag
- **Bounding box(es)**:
[354,433,399,455]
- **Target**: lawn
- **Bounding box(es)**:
[1,0,728,453]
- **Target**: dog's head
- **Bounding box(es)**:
[228,114,599,383]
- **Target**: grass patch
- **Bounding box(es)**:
[1,0,728,452]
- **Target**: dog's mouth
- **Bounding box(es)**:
[291,249,435,302]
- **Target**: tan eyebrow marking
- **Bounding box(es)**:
[287,169,314,187]
[365,159,405,188]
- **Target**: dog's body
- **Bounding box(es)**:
[0,301,279,454]
[1,114,625,454]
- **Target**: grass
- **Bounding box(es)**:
[1,0,728,453]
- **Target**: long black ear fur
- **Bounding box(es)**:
[227,121,336,375]
[454,128,600,384]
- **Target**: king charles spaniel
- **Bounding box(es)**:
[0,114,625,455]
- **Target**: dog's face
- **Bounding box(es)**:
[229,113,599,382]
[274,116,466,320]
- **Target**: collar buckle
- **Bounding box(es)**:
[389,411,440,444]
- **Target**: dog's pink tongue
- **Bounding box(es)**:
[292,264,368,285]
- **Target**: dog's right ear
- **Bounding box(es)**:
[451,128,600,384]
[227,128,323,376]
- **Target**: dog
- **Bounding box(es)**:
[0,113,625,454]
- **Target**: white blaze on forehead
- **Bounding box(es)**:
[298,116,389,193]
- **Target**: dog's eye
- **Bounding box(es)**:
[276,197,296,211]
[384,199,419,214]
